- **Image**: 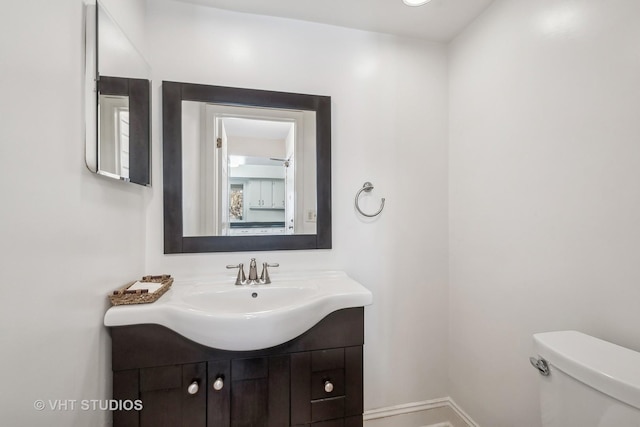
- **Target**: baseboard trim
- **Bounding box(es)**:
[448,397,480,427]
[364,397,479,427]
[363,398,450,420]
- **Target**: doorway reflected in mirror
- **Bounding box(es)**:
[181,102,316,237]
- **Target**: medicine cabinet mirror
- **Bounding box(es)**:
[163,82,332,253]
[84,1,151,185]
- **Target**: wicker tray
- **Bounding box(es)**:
[109,274,173,306]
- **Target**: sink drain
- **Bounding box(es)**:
[251,292,258,298]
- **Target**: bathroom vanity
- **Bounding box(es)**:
[105,271,372,427]
[110,308,364,427]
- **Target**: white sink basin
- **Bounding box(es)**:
[181,286,318,313]
[104,271,372,351]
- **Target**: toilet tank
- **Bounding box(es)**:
[533,331,640,427]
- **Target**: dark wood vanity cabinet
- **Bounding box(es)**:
[110,308,364,427]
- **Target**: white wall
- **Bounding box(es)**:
[181,100,204,236]
[448,1,640,426]
[146,0,450,412]
[301,110,317,234]
[0,1,147,426]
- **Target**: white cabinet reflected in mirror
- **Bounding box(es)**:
[181,103,317,237]
[84,1,151,186]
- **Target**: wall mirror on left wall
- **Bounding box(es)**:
[84,1,151,186]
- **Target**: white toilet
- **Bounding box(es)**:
[532,330,640,426]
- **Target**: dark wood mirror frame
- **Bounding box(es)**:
[162,81,332,253]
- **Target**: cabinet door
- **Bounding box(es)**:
[272,180,285,208]
[139,363,207,427]
[208,360,231,426]
[247,179,263,208]
[247,179,285,208]
[291,348,363,426]
[248,179,274,208]
[113,370,139,427]
[260,180,274,208]
[227,356,290,427]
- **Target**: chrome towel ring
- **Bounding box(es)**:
[355,182,385,218]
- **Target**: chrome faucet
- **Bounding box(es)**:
[247,258,259,282]
[226,259,279,285]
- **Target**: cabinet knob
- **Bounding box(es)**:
[213,377,224,391]
[187,381,199,395]
[324,380,334,393]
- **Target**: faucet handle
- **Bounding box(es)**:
[260,262,279,284]
[226,263,246,286]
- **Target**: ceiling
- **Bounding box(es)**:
[173,0,495,42]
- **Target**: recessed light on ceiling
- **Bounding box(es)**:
[402,0,432,6]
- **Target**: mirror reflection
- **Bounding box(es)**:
[97,2,148,80]
[84,1,151,185]
[182,103,317,236]
[99,94,130,179]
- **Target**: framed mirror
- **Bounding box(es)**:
[84,1,151,186]
[162,81,332,253]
